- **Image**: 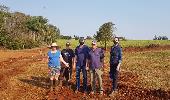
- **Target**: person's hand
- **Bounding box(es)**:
[116,63,121,71]
[65,63,69,67]
[86,66,89,71]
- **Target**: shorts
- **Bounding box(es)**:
[49,67,61,76]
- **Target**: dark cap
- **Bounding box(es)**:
[79,37,85,43]
[92,40,97,45]
[66,41,71,46]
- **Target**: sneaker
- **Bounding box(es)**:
[75,89,79,94]
[83,91,88,96]
[89,91,95,95]
[109,91,118,97]
[50,86,53,91]
[100,91,104,95]
[68,79,71,82]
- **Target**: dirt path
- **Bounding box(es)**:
[0,46,170,100]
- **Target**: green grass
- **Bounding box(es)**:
[55,39,170,49]
[119,40,170,48]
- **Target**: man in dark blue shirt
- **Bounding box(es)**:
[74,38,90,95]
[109,37,122,97]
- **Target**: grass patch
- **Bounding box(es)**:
[55,39,170,49]
[121,50,170,90]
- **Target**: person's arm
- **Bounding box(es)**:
[73,48,78,69]
[100,48,105,67]
[73,55,77,70]
[72,57,75,68]
[60,54,69,67]
[86,50,90,70]
[85,46,90,70]
[71,50,75,69]
[117,47,122,71]
[86,59,89,70]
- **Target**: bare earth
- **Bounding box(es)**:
[0,46,170,100]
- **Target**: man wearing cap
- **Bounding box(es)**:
[87,40,105,95]
[74,38,90,95]
[109,37,122,97]
[60,41,75,87]
[47,43,69,91]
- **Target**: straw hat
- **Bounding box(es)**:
[48,43,58,48]
[51,43,58,47]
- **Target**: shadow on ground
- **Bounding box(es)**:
[19,76,49,89]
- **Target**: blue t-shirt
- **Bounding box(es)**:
[75,45,90,67]
[48,50,61,68]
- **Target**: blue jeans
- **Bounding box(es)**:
[76,66,87,92]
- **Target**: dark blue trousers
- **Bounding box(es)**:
[110,63,119,91]
[76,66,87,92]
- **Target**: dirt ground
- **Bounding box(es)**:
[0,46,170,100]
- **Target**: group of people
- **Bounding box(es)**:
[47,37,122,97]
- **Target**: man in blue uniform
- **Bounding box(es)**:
[109,37,122,97]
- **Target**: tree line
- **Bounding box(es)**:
[0,5,60,50]
[0,5,119,50]
[153,35,168,40]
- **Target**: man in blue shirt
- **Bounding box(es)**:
[74,38,90,95]
[109,37,122,97]
[87,40,105,95]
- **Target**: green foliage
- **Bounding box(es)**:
[73,35,79,40]
[0,5,60,50]
[86,36,92,40]
[26,16,48,32]
[60,35,72,40]
[95,22,115,49]
[153,35,168,40]
[0,5,9,12]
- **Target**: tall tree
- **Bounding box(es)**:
[95,22,115,50]
[26,16,48,41]
[0,5,61,49]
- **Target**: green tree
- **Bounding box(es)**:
[0,5,61,49]
[95,22,115,50]
[0,5,9,12]
[44,24,60,44]
[26,16,48,41]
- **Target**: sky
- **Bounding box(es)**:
[0,0,170,40]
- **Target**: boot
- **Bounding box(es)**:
[65,80,69,88]
[54,80,60,90]
[58,79,62,87]
[50,80,54,91]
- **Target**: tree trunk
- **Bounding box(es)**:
[104,40,107,50]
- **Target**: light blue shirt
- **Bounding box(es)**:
[48,50,61,68]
